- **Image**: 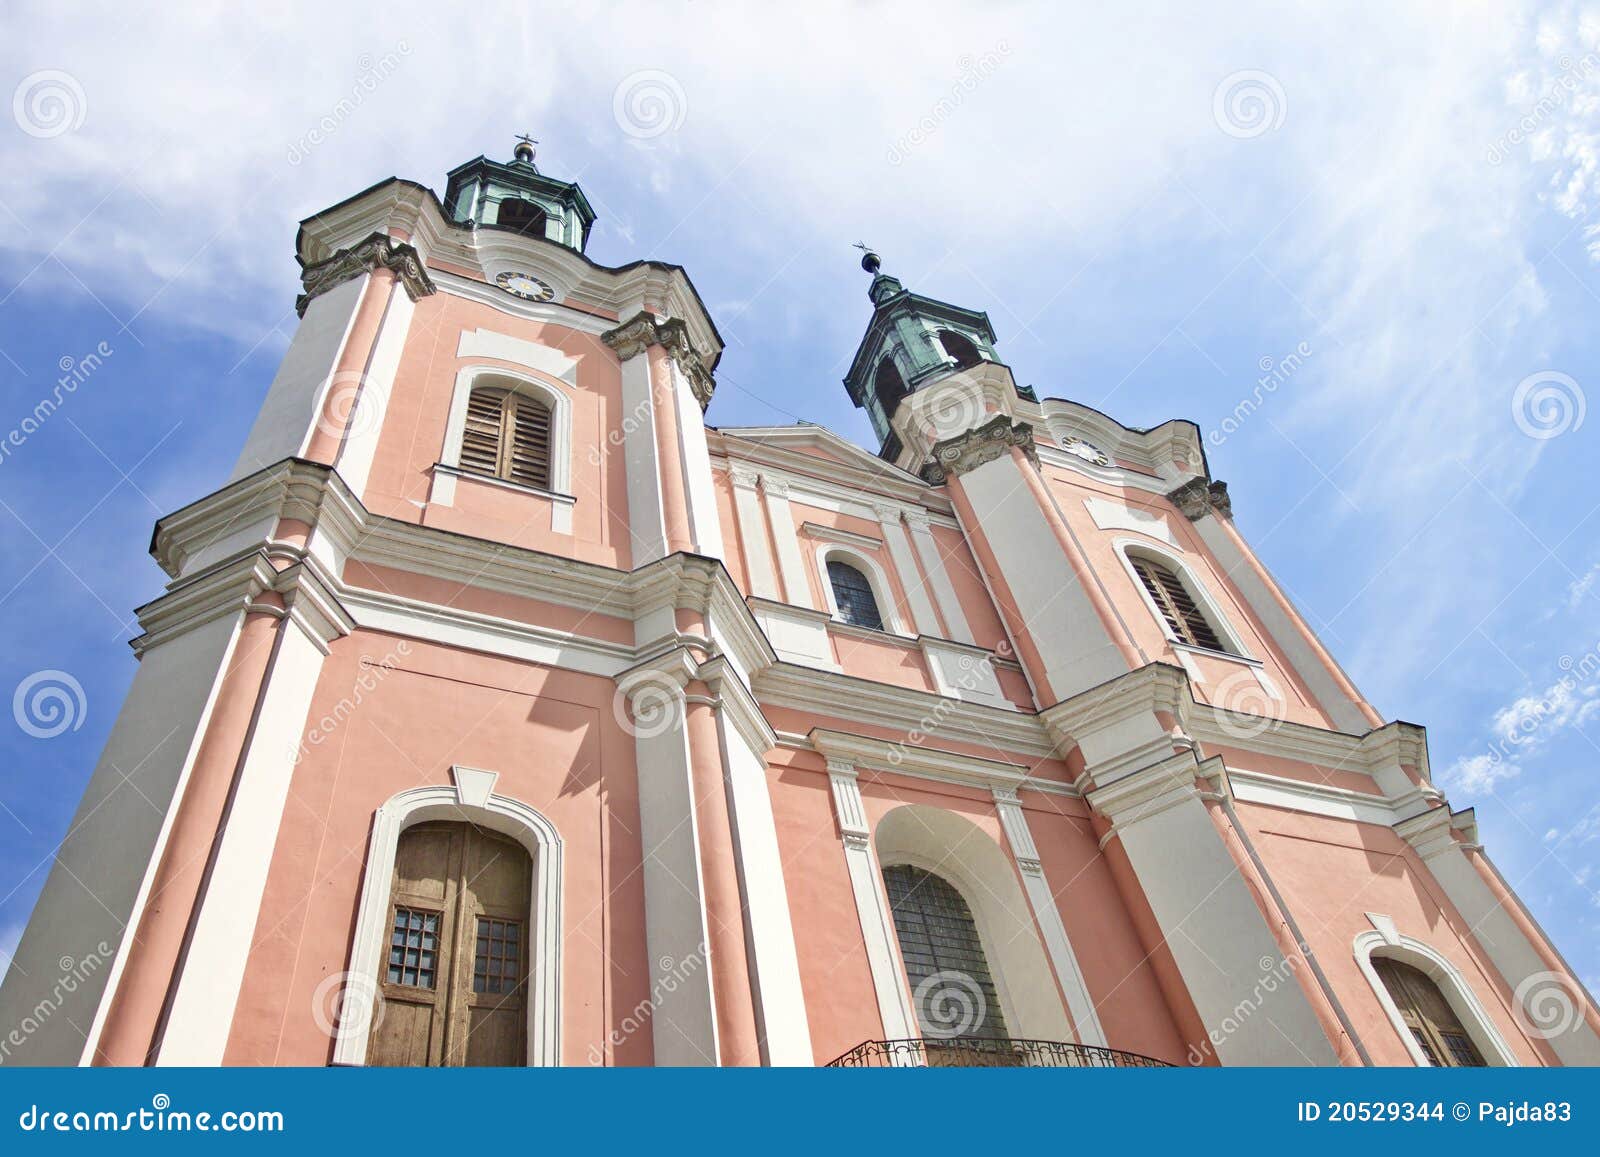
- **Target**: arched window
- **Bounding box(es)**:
[828,559,884,630]
[937,329,982,369]
[1373,957,1486,1067]
[497,198,547,237]
[461,385,552,490]
[882,864,1010,1043]
[1130,554,1226,652]
[370,821,532,1067]
[873,356,909,419]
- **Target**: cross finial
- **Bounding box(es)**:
[513,133,538,164]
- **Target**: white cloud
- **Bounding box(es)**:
[1444,752,1523,794]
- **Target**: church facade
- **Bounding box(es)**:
[3,143,1596,1068]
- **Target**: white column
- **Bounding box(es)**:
[1087,753,1339,1066]
[619,668,720,1065]
[668,359,724,557]
[904,509,974,644]
[992,788,1107,1047]
[619,354,669,566]
[761,476,813,609]
[703,663,812,1064]
[332,285,415,500]
[827,760,915,1040]
[0,612,244,1066]
[156,585,343,1064]
[729,466,779,600]
[875,505,941,636]
[1397,809,1600,1066]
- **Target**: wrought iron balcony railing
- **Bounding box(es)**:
[825,1036,1174,1068]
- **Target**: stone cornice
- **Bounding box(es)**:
[296,232,436,317]
[925,415,1040,483]
[601,311,716,409]
[808,727,1053,794]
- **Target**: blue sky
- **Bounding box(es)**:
[2,2,1600,998]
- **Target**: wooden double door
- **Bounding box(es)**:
[368,822,532,1067]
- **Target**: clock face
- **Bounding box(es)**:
[495,270,556,302]
[1061,435,1110,467]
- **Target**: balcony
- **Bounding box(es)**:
[825,1037,1174,1068]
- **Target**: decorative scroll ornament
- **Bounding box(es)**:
[1167,477,1233,521]
[923,415,1039,483]
[1060,434,1110,467]
[600,311,716,409]
[296,233,436,317]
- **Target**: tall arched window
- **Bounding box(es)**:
[497,198,547,237]
[460,385,552,490]
[882,865,1010,1043]
[1373,957,1486,1067]
[369,821,531,1067]
[828,559,884,630]
[937,329,982,369]
[1130,554,1226,652]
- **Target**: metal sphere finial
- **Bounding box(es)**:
[853,240,881,274]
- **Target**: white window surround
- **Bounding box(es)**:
[1352,929,1519,1067]
[1113,536,1252,660]
[332,771,564,1067]
[814,543,909,637]
[439,364,574,497]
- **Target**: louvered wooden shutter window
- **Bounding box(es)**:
[458,387,553,490]
[1131,556,1225,652]
[1373,957,1486,1067]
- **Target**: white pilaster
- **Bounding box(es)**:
[904,510,974,644]
[668,358,724,557]
[619,354,669,566]
[729,467,780,600]
[156,581,345,1064]
[332,284,415,499]
[992,788,1107,1047]
[761,476,813,609]
[875,505,941,636]
[827,760,916,1041]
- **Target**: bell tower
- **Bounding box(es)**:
[443,134,596,251]
[842,248,1022,472]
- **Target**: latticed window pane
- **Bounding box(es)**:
[1374,956,1486,1067]
[473,917,523,994]
[458,387,552,490]
[828,560,884,630]
[1131,556,1225,651]
[881,864,1008,1040]
[387,906,440,989]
